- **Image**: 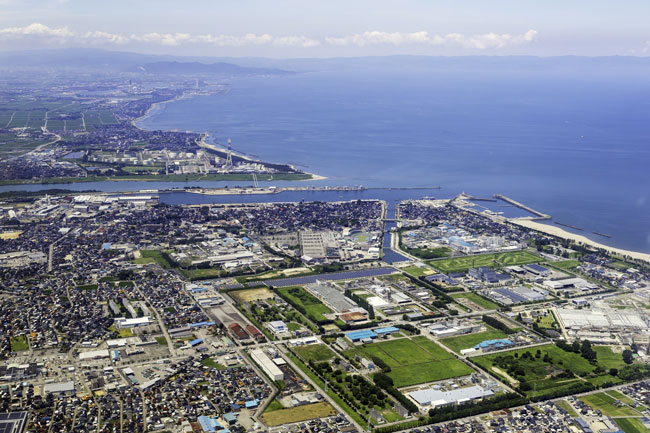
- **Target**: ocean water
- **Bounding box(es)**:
[138,67,649,253]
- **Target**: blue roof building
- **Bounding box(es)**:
[475,339,513,350]
[223,412,237,425]
[189,338,203,347]
[345,330,378,342]
[198,416,224,432]
[374,327,400,335]
[245,399,259,408]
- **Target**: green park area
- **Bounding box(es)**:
[450,291,499,310]
[10,335,28,352]
[440,327,510,354]
[429,250,542,273]
[401,265,435,277]
[580,392,641,417]
[347,336,473,387]
[473,344,626,399]
[277,286,333,324]
[293,344,336,363]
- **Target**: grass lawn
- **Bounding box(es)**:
[10,335,28,351]
[277,286,333,324]
[450,292,499,310]
[117,329,133,338]
[594,346,627,369]
[139,250,172,268]
[535,312,558,329]
[440,328,510,353]
[261,402,337,427]
[155,336,167,345]
[287,322,302,331]
[77,284,98,291]
[615,418,649,433]
[263,400,284,412]
[581,393,641,417]
[552,260,581,269]
[402,266,435,277]
[132,257,155,265]
[429,250,542,273]
[348,336,473,387]
[180,267,221,280]
[294,344,335,362]
[555,400,577,417]
[201,357,226,370]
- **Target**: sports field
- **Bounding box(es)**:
[347,336,473,387]
[440,327,509,353]
[429,250,542,273]
[230,288,275,303]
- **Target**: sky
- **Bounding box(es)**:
[1,0,650,58]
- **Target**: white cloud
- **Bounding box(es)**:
[0,23,535,50]
[326,29,538,49]
[0,23,73,38]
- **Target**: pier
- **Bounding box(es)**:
[493,194,551,220]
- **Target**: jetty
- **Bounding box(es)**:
[493,194,551,220]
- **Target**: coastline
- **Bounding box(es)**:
[133,90,327,182]
[197,133,327,181]
[510,218,650,263]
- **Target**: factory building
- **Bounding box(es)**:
[409,385,494,408]
[250,349,284,381]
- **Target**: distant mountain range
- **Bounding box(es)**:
[0,48,291,76]
[2,48,650,76]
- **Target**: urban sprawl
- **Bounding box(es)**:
[2,72,650,433]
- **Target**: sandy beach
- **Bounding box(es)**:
[510,218,650,263]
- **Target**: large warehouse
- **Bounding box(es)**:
[250,349,284,381]
[409,385,494,408]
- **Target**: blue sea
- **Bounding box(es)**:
[136,65,650,253]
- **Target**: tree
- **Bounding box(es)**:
[609,368,618,376]
[623,349,634,365]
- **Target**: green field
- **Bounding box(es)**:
[615,418,650,433]
[200,357,226,370]
[277,286,333,324]
[402,266,434,277]
[261,401,337,427]
[607,390,638,407]
[347,336,473,387]
[450,292,499,310]
[581,392,641,417]
[139,250,172,268]
[552,260,581,269]
[10,335,28,351]
[429,251,542,273]
[440,328,510,353]
[180,267,222,281]
[293,344,336,362]
[594,346,628,370]
[473,344,623,398]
